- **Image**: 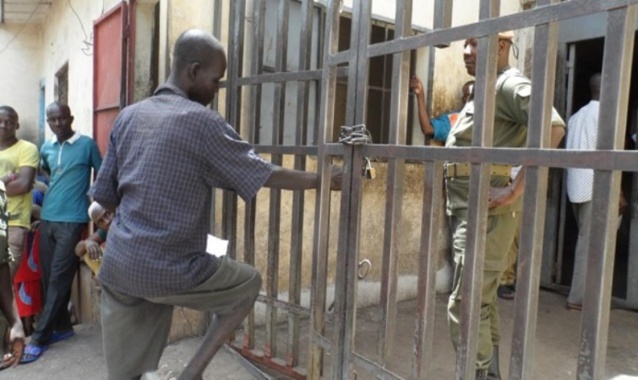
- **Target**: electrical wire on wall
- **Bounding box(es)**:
[68,0,93,56]
[0,0,45,55]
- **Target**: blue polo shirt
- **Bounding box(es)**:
[40,132,102,223]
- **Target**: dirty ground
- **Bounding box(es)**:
[2,290,637,379]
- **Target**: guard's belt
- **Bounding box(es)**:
[444,163,511,178]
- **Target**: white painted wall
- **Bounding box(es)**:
[0,23,42,145]
[38,0,123,138]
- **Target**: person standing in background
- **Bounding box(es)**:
[21,102,102,363]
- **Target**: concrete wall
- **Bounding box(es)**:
[0,23,42,145]
[38,0,123,138]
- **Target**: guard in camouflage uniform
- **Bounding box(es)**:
[444,32,566,379]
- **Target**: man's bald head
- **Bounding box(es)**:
[173,29,226,71]
[46,101,71,116]
[168,29,228,106]
[590,73,601,101]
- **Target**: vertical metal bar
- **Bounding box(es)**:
[331,1,371,378]
[433,0,452,29]
[241,0,266,352]
[509,1,559,378]
[265,0,290,360]
[554,43,578,287]
[222,0,245,260]
[456,0,499,378]
[307,1,340,378]
[212,0,222,39]
[628,170,638,308]
[578,6,636,380]
[378,0,412,367]
[412,160,444,380]
[287,0,314,368]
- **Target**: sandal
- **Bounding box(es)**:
[497,285,515,300]
[48,330,75,345]
[566,302,582,311]
[19,344,47,364]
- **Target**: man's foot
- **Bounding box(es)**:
[47,329,75,345]
[19,344,47,364]
[566,302,582,311]
[497,285,515,300]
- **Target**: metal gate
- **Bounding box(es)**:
[216,0,638,379]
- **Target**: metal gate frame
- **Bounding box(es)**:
[218,1,638,379]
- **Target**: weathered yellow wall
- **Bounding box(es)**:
[224,155,450,293]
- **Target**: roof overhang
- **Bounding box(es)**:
[1,0,51,24]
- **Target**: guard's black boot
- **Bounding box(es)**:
[475,368,488,380]
[487,345,502,380]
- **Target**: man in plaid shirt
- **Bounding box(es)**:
[90,29,341,380]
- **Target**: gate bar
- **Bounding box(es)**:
[265,0,290,360]
[579,6,637,379]
[366,0,638,59]
[412,158,445,379]
[509,0,559,378]
[287,0,315,368]
[378,0,412,366]
[456,0,500,378]
[240,0,267,352]
[307,0,341,377]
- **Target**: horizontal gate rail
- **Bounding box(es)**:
[365,0,638,59]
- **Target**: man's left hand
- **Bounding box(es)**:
[488,184,518,208]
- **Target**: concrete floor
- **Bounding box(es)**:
[2,290,636,379]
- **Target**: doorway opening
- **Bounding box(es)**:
[560,35,637,303]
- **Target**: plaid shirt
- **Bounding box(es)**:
[90,83,274,298]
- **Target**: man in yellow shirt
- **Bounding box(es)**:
[0,106,39,278]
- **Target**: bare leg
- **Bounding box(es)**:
[177,296,257,380]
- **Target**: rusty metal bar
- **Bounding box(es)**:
[331,0,371,378]
[412,159,445,379]
[286,0,315,369]
[265,0,290,360]
[352,352,404,380]
[254,145,318,155]
[221,0,245,260]
[358,145,638,172]
[456,0,499,378]
[433,0,452,48]
[241,0,267,352]
[509,1,559,378]
[578,6,636,380]
[307,0,340,377]
[378,0,412,367]
[366,0,638,59]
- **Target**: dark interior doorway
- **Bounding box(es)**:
[561,35,637,300]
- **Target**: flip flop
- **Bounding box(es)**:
[19,344,47,364]
[48,330,75,345]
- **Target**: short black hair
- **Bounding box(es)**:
[46,101,71,116]
[173,29,225,71]
[0,105,18,119]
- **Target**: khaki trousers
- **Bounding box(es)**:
[448,212,518,370]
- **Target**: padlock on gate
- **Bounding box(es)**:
[363,157,376,180]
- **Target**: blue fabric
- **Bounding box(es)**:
[33,189,44,207]
[40,135,102,223]
[431,113,453,142]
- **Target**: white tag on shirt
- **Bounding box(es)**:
[206,234,228,257]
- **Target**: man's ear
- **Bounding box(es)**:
[15,122,20,130]
[187,62,201,81]
[69,116,75,125]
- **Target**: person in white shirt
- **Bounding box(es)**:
[565,73,627,310]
